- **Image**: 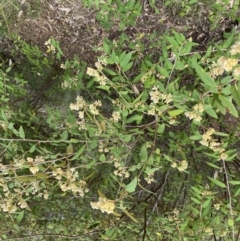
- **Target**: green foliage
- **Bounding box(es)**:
[1,0,240,240]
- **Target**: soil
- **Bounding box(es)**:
[6,0,238,67]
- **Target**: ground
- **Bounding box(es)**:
[3,0,238,67]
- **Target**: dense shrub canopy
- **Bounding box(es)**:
[0,0,240,240]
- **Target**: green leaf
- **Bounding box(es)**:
[204,45,212,58]
[71,145,86,160]
[126,114,143,124]
[204,105,218,119]
[121,208,139,222]
[157,123,165,134]
[228,219,234,227]
[103,68,117,75]
[180,218,189,231]
[168,109,184,117]
[96,85,110,92]
[29,145,36,153]
[208,177,226,188]
[140,144,148,162]
[219,94,238,117]
[60,130,68,140]
[120,52,132,68]
[231,85,240,108]
[36,173,49,179]
[202,199,211,208]
[156,65,169,78]
[125,177,138,193]
[17,211,24,223]
[192,59,217,88]
[100,153,106,162]
[223,29,235,49]
[122,135,132,142]
[189,135,202,140]
[205,162,221,169]
[191,197,201,204]
[86,160,96,169]
[103,40,111,54]
[166,36,179,48]
[122,61,133,72]
[16,176,36,181]
[19,126,25,139]
[98,189,106,198]
[119,51,126,63]
[145,167,158,175]
[66,144,73,154]
[229,180,240,185]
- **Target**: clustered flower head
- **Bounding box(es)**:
[69,96,102,130]
[202,184,213,196]
[27,156,45,175]
[230,41,240,55]
[89,100,102,115]
[98,140,109,153]
[217,56,238,72]
[52,167,88,196]
[185,103,204,122]
[90,197,115,214]
[149,86,173,105]
[110,156,130,178]
[45,39,56,53]
[171,160,188,172]
[61,76,78,89]
[70,96,87,111]
[112,98,125,110]
[0,198,17,213]
[111,111,121,122]
[149,86,160,104]
[210,55,239,78]
[200,128,228,160]
[147,104,162,116]
[0,173,50,213]
[86,60,108,86]
[168,209,180,222]
[144,173,155,184]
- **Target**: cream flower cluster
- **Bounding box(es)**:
[113,160,130,178]
[230,41,240,55]
[45,39,56,53]
[149,86,173,104]
[70,96,102,130]
[0,175,49,213]
[144,173,155,184]
[111,111,121,122]
[27,156,45,175]
[98,140,109,153]
[149,86,172,104]
[0,198,17,213]
[70,96,87,111]
[168,209,180,222]
[89,100,102,115]
[200,128,228,160]
[171,160,188,172]
[210,45,240,78]
[185,103,204,122]
[90,197,115,214]
[217,56,238,72]
[201,184,213,196]
[86,61,108,86]
[61,76,78,89]
[52,167,88,196]
[147,104,162,116]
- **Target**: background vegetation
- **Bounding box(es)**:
[0,0,240,240]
